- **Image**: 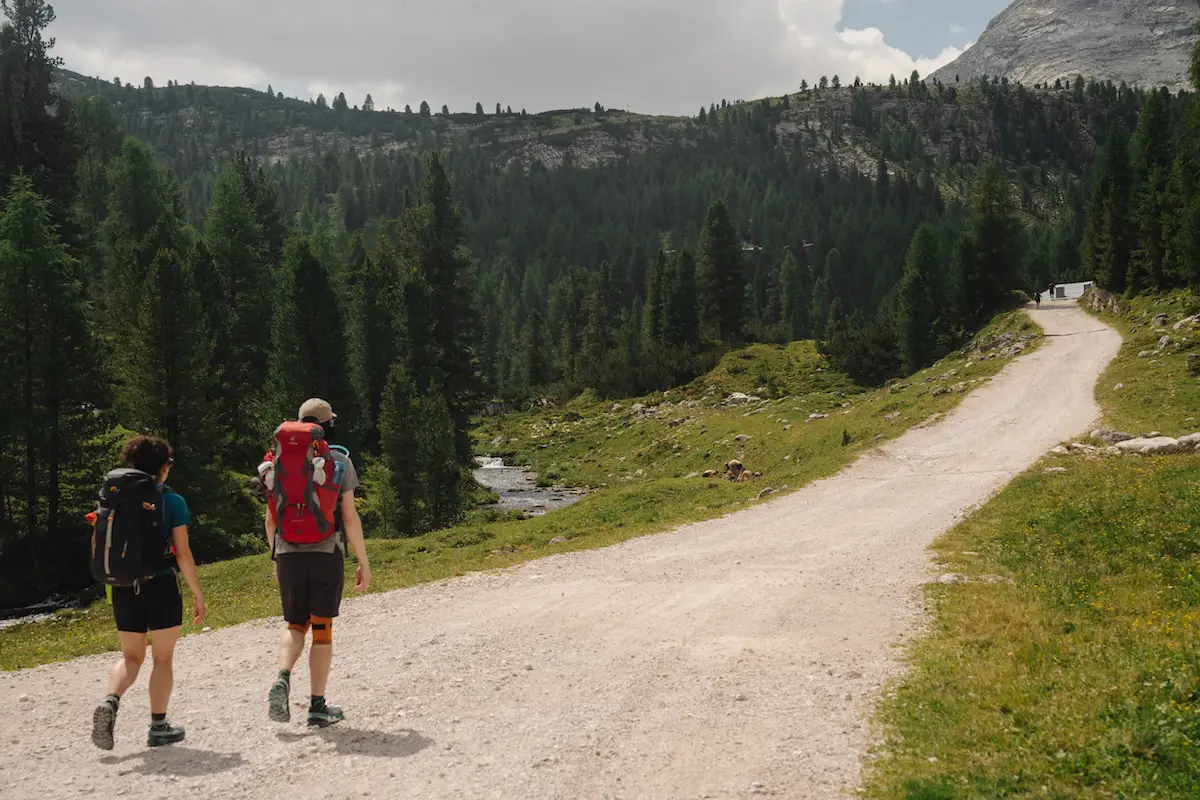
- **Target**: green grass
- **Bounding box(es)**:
[0,313,1039,671]
[864,291,1200,799]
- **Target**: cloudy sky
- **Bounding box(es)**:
[46,0,1010,115]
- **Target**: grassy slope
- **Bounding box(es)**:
[0,314,1039,671]
[865,293,1200,799]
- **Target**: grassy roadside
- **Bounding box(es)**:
[0,312,1039,671]
[864,292,1200,799]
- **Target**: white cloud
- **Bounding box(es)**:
[46,0,967,115]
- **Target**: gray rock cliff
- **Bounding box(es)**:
[932,1,1199,91]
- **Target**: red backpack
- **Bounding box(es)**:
[261,421,344,544]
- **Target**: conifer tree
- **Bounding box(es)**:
[379,363,421,535]
[397,153,481,465]
[0,0,77,215]
[779,249,808,340]
[203,164,270,461]
[232,152,286,271]
[1082,127,1133,293]
[578,261,615,390]
[662,248,699,348]
[896,223,939,374]
[0,175,96,560]
[696,200,745,342]
[643,247,667,343]
[1128,88,1172,292]
[955,159,1022,324]
[268,237,350,430]
[413,390,467,530]
[347,230,401,452]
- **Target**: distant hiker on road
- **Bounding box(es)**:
[90,436,206,751]
[1035,291,1042,309]
[261,398,371,728]
[1048,282,1056,301]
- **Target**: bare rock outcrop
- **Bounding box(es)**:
[932,1,1199,92]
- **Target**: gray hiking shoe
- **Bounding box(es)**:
[147,720,185,747]
[91,700,117,751]
[268,676,291,723]
[307,702,345,728]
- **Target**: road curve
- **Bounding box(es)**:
[0,302,1122,800]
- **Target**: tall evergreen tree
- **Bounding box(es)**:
[643,247,668,343]
[1082,127,1133,293]
[397,153,481,465]
[896,223,939,374]
[577,261,616,391]
[203,164,271,461]
[0,175,96,570]
[696,200,745,342]
[955,159,1023,324]
[0,0,77,215]
[779,249,808,340]
[268,237,351,430]
[662,248,699,348]
[1128,88,1173,293]
[232,152,286,271]
[379,363,421,536]
[346,230,401,452]
[101,138,189,415]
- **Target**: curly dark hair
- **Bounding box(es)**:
[119,435,173,476]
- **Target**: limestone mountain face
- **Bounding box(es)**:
[932,1,1199,91]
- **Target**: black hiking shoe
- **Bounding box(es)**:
[147,720,185,747]
[91,700,117,751]
[268,675,291,723]
[307,703,345,728]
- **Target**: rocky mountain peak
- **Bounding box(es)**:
[932,1,1199,91]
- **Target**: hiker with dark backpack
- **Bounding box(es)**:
[89,436,206,751]
[259,398,371,727]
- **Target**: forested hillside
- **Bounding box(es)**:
[3,0,1198,608]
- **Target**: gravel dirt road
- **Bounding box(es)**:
[0,303,1121,800]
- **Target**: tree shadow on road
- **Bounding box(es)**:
[100,746,246,777]
[276,726,433,759]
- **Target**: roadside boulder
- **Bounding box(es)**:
[726,393,753,405]
[1092,429,1135,444]
[1115,437,1186,455]
[1153,313,1170,327]
[757,488,775,500]
[1179,433,1200,448]
[1158,335,1173,350]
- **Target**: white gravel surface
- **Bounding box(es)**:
[0,303,1121,800]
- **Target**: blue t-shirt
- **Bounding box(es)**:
[157,486,190,576]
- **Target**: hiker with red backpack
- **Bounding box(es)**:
[89,436,206,750]
[260,398,371,727]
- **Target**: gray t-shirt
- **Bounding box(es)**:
[273,450,359,556]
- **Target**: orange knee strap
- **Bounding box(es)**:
[310,616,333,645]
[288,621,311,634]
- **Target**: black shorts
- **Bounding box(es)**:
[277,552,345,625]
[112,572,183,633]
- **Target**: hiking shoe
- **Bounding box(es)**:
[268,677,291,723]
[307,704,345,728]
[91,701,117,751]
[147,720,185,747]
